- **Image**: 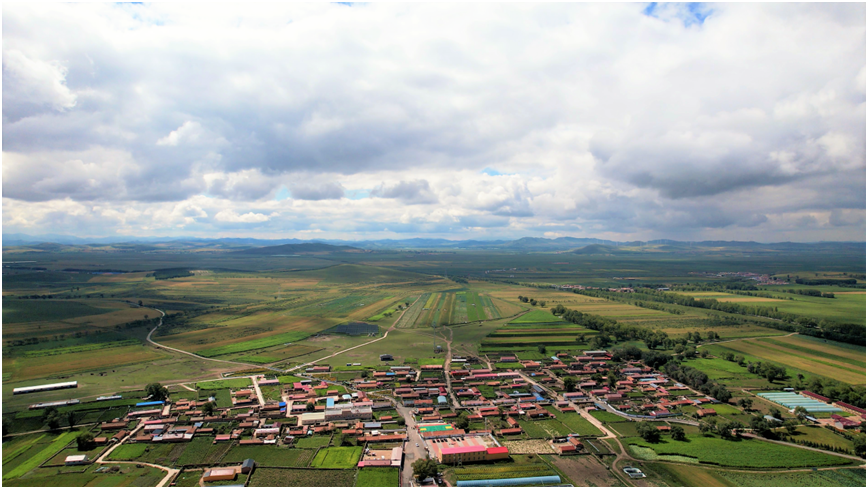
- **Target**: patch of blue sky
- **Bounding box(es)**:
[481,168,504,176]
[642,2,711,27]
[275,186,291,201]
[346,190,370,200]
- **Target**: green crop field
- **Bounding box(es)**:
[294,436,332,448]
[356,467,399,487]
[310,447,363,468]
[3,431,77,480]
[196,378,252,390]
[223,446,314,467]
[626,434,853,468]
[249,468,356,487]
[719,468,866,487]
[2,299,117,324]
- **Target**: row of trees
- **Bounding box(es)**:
[553,305,672,351]
[574,288,864,345]
[662,362,732,403]
[517,296,545,307]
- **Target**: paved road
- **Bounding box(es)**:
[397,404,428,486]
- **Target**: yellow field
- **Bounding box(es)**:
[836,291,866,295]
[349,296,398,320]
[3,345,167,381]
[158,313,339,353]
[770,335,866,363]
[3,306,153,340]
[87,271,153,283]
[720,338,865,385]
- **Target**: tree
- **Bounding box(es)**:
[853,433,865,458]
[455,412,470,430]
[43,406,61,431]
[67,411,78,429]
[138,300,143,306]
[412,457,438,482]
[201,401,216,417]
[699,420,716,435]
[2,418,11,437]
[750,417,771,438]
[670,425,686,441]
[783,419,798,436]
[563,377,577,393]
[145,383,169,401]
[793,406,808,420]
[737,398,753,412]
[305,402,315,412]
[530,299,537,306]
[76,432,96,451]
[636,422,661,443]
[590,335,610,349]
[674,344,685,354]
[538,301,546,307]
[537,345,547,354]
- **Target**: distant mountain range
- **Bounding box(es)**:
[232,243,359,254]
[2,232,864,254]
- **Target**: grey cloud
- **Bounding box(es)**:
[289,181,345,200]
[371,180,438,204]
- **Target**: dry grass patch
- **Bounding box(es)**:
[503,439,556,454]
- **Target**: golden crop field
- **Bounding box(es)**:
[4,345,167,381]
[158,313,339,353]
[719,338,865,385]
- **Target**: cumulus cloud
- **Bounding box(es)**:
[1,3,864,242]
[289,181,345,200]
[371,180,439,204]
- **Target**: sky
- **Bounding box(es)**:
[2,2,866,242]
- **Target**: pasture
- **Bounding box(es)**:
[309,447,363,468]
[625,435,853,468]
[356,467,399,487]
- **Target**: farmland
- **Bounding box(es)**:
[703,337,866,385]
[356,467,399,487]
[625,435,854,468]
[309,446,363,468]
[1,243,865,487]
[249,468,356,487]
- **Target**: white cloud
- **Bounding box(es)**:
[1,3,864,242]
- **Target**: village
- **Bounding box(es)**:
[13,346,864,487]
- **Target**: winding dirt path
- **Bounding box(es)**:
[94,421,179,487]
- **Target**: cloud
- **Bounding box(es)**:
[214,209,271,223]
[1,3,864,242]
[289,181,345,200]
[2,48,76,121]
[371,180,439,204]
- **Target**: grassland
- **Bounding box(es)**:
[625,435,853,468]
[356,468,398,486]
[2,299,116,323]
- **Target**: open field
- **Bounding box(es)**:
[249,468,356,487]
[546,454,625,486]
[356,467,398,487]
[718,468,866,486]
[705,337,865,385]
[625,435,854,468]
[223,446,314,467]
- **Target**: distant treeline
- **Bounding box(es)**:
[153,268,194,280]
[572,288,865,345]
[795,278,857,286]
